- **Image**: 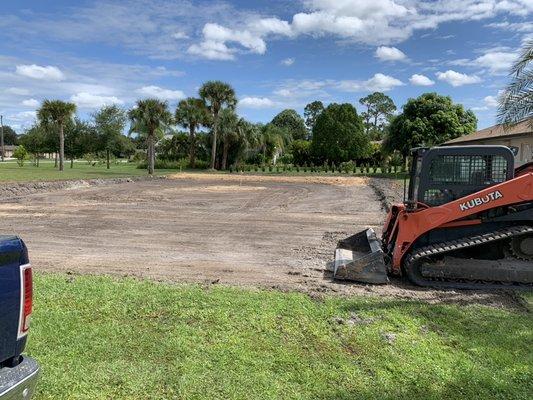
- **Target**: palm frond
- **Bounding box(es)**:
[498,40,533,127]
[511,39,533,76]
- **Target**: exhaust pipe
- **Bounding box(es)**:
[333,228,389,284]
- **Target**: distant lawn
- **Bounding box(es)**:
[0,160,408,183]
[0,160,173,182]
[28,274,533,400]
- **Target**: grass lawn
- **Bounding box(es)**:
[0,160,407,183]
[28,274,532,400]
[0,160,174,182]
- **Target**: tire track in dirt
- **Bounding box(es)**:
[0,175,523,309]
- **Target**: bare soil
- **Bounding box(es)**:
[0,173,522,309]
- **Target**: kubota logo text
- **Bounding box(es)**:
[459,190,503,211]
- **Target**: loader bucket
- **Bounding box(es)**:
[333,228,389,284]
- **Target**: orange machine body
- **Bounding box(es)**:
[382,172,533,274]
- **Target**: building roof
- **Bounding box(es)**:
[3,145,18,150]
[445,117,533,144]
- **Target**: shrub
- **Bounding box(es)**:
[136,158,209,170]
[278,153,293,165]
[340,161,356,174]
[13,145,29,167]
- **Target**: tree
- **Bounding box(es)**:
[359,92,396,139]
[37,100,76,171]
[311,103,369,164]
[175,97,210,168]
[19,125,46,166]
[199,81,237,169]
[218,108,239,170]
[498,39,533,127]
[260,123,292,163]
[64,118,97,168]
[157,133,189,161]
[303,101,324,136]
[233,119,260,166]
[128,99,172,175]
[271,109,307,140]
[93,105,127,169]
[291,140,311,166]
[385,93,477,158]
[13,145,28,167]
[0,125,18,145]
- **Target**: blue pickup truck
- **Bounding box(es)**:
[0,236,39,399]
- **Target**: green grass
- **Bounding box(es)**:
[0,161,173,182]
[28,274,533,400]
[0,160,408,183]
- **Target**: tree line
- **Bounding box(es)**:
[13,82,478,174]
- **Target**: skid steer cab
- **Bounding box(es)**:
[333,145,533,289]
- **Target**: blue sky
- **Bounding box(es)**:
[0,0,531,132]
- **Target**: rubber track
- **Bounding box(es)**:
[404,225,533,290]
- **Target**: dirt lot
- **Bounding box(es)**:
[0,173,521,308]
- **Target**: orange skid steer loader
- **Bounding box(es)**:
[333,146,533,289]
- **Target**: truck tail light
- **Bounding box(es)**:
[18,264,33,338]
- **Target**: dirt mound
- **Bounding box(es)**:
[168,172,368,186]
[368,177,405,211]
[0,176,165,201]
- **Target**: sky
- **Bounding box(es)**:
[0,0,532,132]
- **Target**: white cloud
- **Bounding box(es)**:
[449,48,518,75]
[290,0,412,43]
[274,88,293,97]
[7,111,36,125]
[187,40,235,60]
[250,17,292,36]
[6,87,30,96]
[15,64,64,81]
[239,97,275,108]
[70,92,124,109]
[483,95,499,108]
[409,74,435,86]
[189,0,533,60]
[21,98,39,107]
[171,31,189,39]
[281,58,295,66]
[135,85,185,101]
[436,70,482,86]
[473,51,517,74]
[485,21,533,33]
[204,23,267,54]
[375,46,407,61]
[188,22,269,60]
[0,0,530,62]
[337,73,404,92]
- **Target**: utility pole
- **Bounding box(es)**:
[0,115,4,162]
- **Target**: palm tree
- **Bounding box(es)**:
[175,97,210,168]
[218,108,239,170]
[234,119,260,166]
[498,40,533,127]
[37,100,76,171]
[260,124,292,163]
[199,81,237,169]
[129,99,172,175]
